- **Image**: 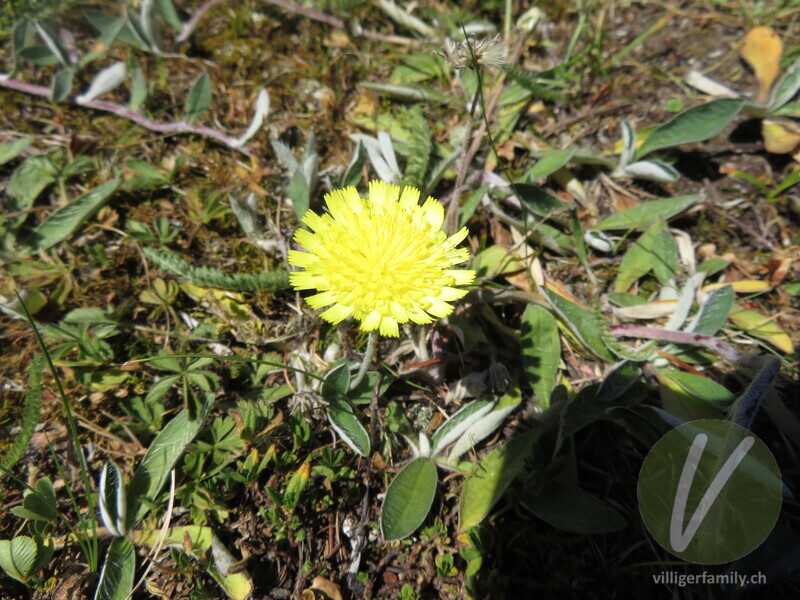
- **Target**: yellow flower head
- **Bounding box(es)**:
[288,181,475,337]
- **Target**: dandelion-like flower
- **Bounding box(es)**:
[288,181,475,337]
[436,34,508,72]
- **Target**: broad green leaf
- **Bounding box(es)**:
[471,245,524,280]
[144,374,180,404]
[348,370,392,405]
[458,184,487,229]
[99,462,127,537]
[521,304,560,409]
[340,141,366,189]
[770,57,800,111]
[390,53,448,85]
[10,477,57,522]
[511,182,569,218]
[94,538,135,600]
[185,73,212,122]
[771,102,800,117]
[327,401,370,457]
[10,536,40,579]
[522,480,627,533]
[7,154,59,209]
[127,408,206,526]
[431,399,494,456]
[0,536,53,583]
[688,285,734,335]
[526,147,578,180]
[156,0,183,31]
[380,458,437,541]
[129,66,147,111]
[635,98,744,159]
[321,362,350,401]
[359,82,451,105]
[607,292,647,306]
[503,64,570,101]
[18,45,60,66]
[449,390,521,461]
[543,288,613,360]
[658,368,734,421]
[649,225,679,285]
[34,20,70,66]
[458,431,537,532]
[494,83,533,144]
[62,156,95,178]
[288,162,312,220]
[697,257,729,277]
[0,136,34,166]
[614,218,664,292]
[23,180,120,253]
[126,159,170,184]
[594,195,697,231]
[84,10,127,49]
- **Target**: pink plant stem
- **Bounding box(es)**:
[0,76,252,156]
[176,0,224,43]
[610,324,741,363]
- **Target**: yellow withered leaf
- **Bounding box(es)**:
[741,26,783,103]
[762,118,800,154]
[729,306,794,354]
[702,280,771,294]
[614,300,677,320]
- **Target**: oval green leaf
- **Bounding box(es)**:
[94,538,135,600]
[185,73,212,122]
[127,408,205,527]
[522,480,627,534]
[23,180,120,253]
[543,289,613,361]
[635,98,744,159]
[594,195,697,231]
[327,402,370,457]
[521,304,560,409]
[431,399,494,456]
[458,432,533,532]
[380,458,437,541]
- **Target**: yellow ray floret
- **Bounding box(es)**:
[288,180,476,337]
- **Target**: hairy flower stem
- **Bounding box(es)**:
[350,331,377,391]
[445,85,480,235]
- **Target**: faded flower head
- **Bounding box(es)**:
[288,181,475,337]
[436,34,508,72]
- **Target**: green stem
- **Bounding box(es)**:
[350,331,377,391]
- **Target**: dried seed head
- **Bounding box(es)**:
[435,34,508,71]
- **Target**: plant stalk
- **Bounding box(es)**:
[350,331,377,391]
